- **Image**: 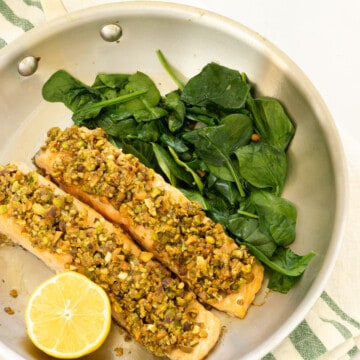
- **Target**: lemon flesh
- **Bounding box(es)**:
[25,271,111,359]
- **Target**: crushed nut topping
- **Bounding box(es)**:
[4,306,14,315]
[114,346,124,357]
[0,163,206,356]
[9,289,18,298]
[42,126,255,303]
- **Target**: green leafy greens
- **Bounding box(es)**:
[41,50,315,293]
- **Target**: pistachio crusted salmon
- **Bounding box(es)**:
[35,126,264,318]
[0,163,221,360]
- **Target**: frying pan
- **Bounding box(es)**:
[0,2,348,359]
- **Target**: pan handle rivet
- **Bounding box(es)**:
[18,56,39,76]
[100,24,122,42]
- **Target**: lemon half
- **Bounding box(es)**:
[25,271,111,359]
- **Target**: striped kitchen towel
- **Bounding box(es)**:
[0,1,359,360]
[0,0,44,49]
[265,291,360,360]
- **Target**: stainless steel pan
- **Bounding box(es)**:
[0,2,348,359]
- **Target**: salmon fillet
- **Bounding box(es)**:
[0,162,222,360]
[35,126,264,319]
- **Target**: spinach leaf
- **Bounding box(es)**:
[205,201,236,228]
[119,72,162,114]
[133,106,168,122]
[92,73,129,99]
[101,108,133,122]
[92,73,129,90]
[206,163,236,182]
[227,214,277,258]
[244,243,315,277]
[183,113,253,161]
[151,143,194,187]
[168,147,204,193]
[234,142,287,195]
[267,271,301,294]
[186,114,215,126]
[152,143,178,187]
[42,70,155,125]
[132,122,161,142]
[179,188,209,210]
[246,96,295,151]
[72,89,148,123]
[118,140,155,169]
[185,106,218,126]
[207,174,240,205]
[93,117,137,138]
[251,190,297,246]
[42,70,100,112]
[162,90,186,132]
[219,113,254,148]
[160,133,189,153]
[157,49,184,90]
[181,62,251,111]
[76,71,167,124]
[183,113,253,196]
[270,247,316,277]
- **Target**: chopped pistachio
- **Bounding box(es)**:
[32,203,46,216]
[0,204,8,215]
[43,125,256,304]
[139,251,154,263]
[0,161,206,357]
[104,251,112,264]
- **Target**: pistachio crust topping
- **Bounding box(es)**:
[43,126,256,304]
[0,163,208,356]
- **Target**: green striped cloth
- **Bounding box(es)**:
[1,1,359,359]
[0,0,44,48]
[264,291,360,360]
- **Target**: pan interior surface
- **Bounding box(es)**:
[0,3,347,360]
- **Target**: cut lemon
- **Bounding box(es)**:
[25,271,111,359]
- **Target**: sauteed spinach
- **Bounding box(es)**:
[42,50,315,293]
